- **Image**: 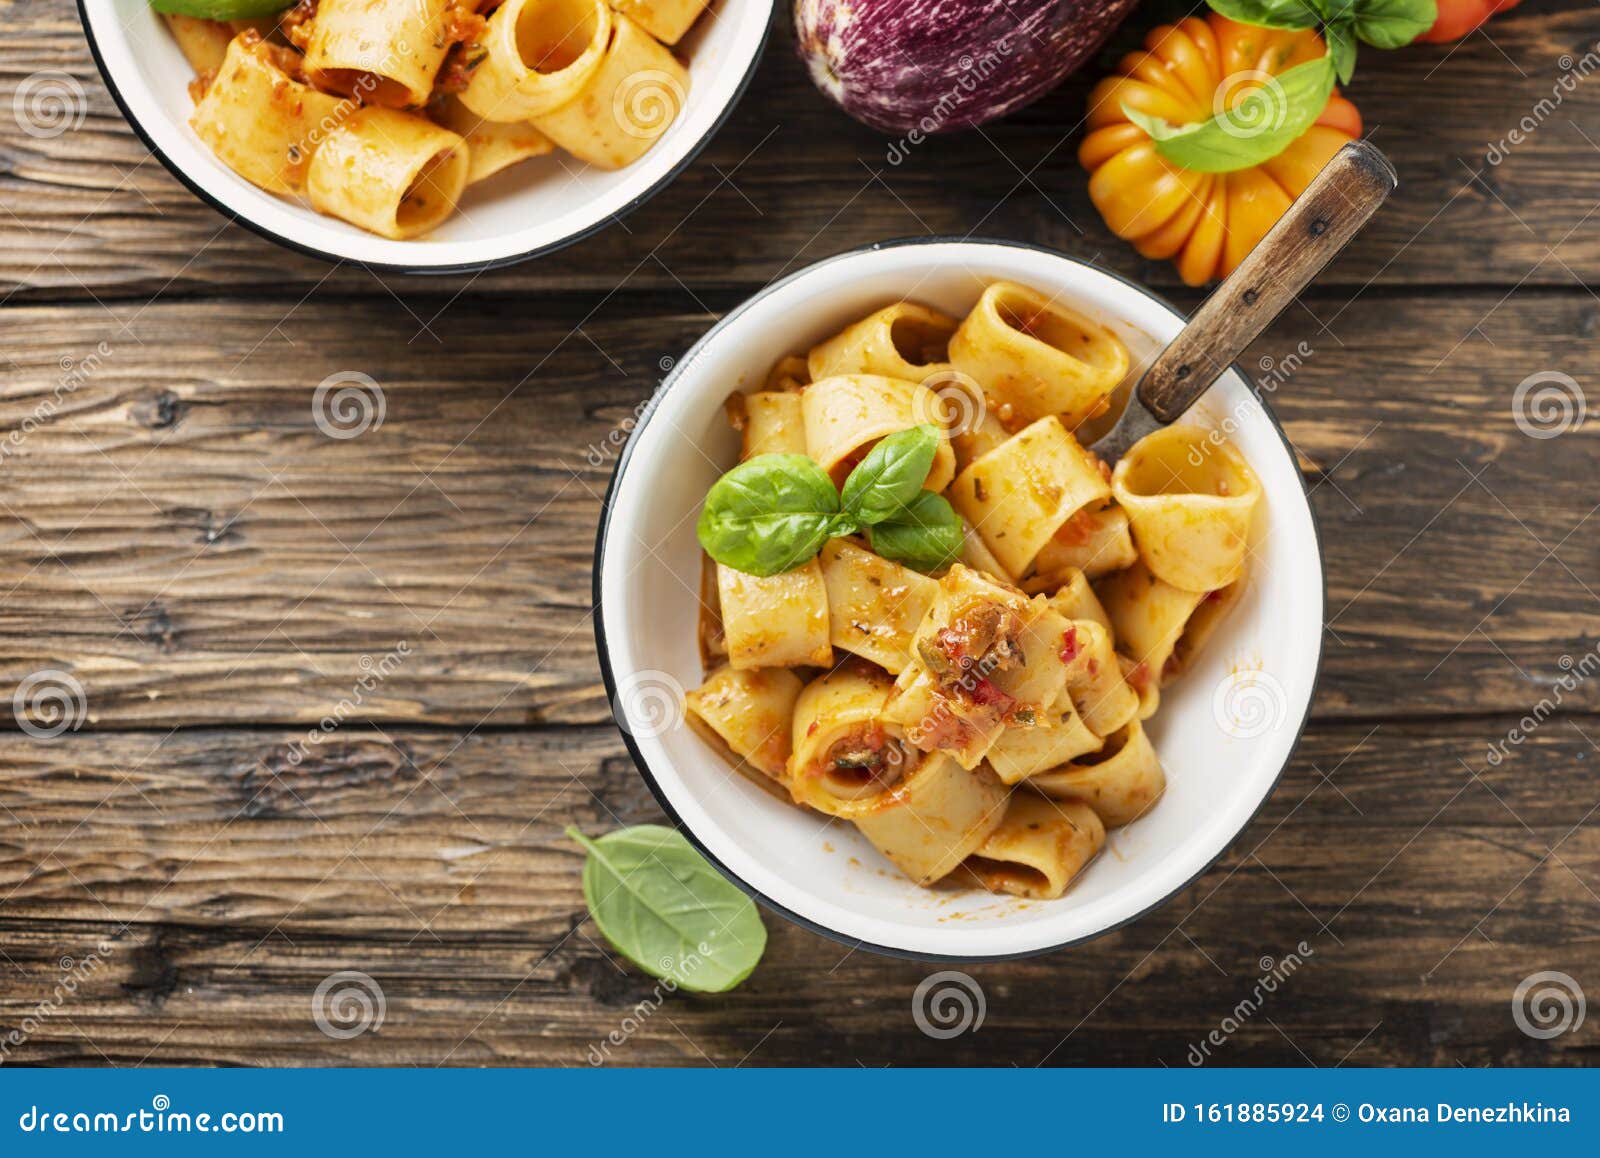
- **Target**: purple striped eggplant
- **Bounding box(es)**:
[794,0,1138,135]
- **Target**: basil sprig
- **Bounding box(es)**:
[1323,21,1359,84]
[568,826,766,993]
[1207,0,1436,83]
[1206,0,1320,27]
[697,425,962,576]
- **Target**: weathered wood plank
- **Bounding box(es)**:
[2,292,1598,726]
[1,2,1595,298]
[0,718,1594,1067]
[0,718,1595,931]
[0,727,641,934]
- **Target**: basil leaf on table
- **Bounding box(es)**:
[839,424,940,525]
[867,490,965,574]
[567,825,767,993]
[697,453,845,577]
[1122,55,1336,174]
[150,0,296,18]
[1206,0,1322,29]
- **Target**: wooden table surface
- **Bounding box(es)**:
[2,0,1599,1067]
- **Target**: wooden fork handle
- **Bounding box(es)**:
[1135,141,1398,424]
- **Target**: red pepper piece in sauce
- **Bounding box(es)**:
[969,678,1015,712]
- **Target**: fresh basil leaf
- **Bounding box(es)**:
[567,826,766,993]
[1319,0,1437,47]
[1325,21,1358,84]
[1122,55,1335,174]
[840,425,940,526]
[1206,0,1321,30]
[867,490,965,573]
[697,453,840,576]
[827,511,863,539]
[151,0,295,18]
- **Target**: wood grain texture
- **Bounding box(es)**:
[2,0,1598,1071]
[2,293,1598,728]
[2,2,1598,299]
[0,718,1595,1067]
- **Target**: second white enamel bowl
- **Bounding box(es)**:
[78,0,773,271]
[594,239,1324,960]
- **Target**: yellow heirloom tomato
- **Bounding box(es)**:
[1079,13,1363,286]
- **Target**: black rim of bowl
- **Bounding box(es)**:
[75,0,774,275]
[598,238,1327,964]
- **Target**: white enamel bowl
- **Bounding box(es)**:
[594,240,1324,960]
[78,0,772,272]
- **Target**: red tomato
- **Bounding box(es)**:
[1417,0,1523,44]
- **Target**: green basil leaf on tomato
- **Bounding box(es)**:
[1324,0,1438,47]
[1206,0,1323,29]
[1122,55,1336,174]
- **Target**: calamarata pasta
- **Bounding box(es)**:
[688,281,1265,901]
[155,0,705,240]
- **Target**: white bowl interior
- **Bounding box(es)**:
[607,243,1324,958]
[82,0,771,267]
